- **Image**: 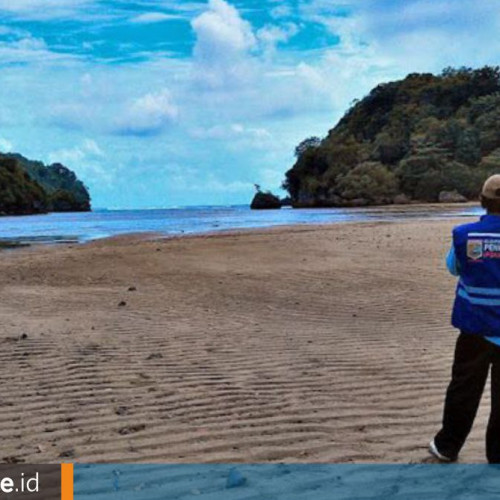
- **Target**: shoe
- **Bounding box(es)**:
[429,439,455,462]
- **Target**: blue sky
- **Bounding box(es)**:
[0,0,498,208]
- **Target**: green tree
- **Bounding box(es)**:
[294,137,321,158]
[336,162,398,203]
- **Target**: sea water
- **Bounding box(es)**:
[0,204,483,245]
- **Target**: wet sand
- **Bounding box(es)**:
[0,218,491,463]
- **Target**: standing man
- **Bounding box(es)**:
[430,175,500,464]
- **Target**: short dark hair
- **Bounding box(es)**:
[481,195,500,214]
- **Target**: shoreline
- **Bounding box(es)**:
[0,218,465,254]
[0,202,481,252]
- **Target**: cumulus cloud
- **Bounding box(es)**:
[114,89,179,136]
[187,0,337,122]
[257,23,299,56]
[193,0,256,56]
[191,0,258,89]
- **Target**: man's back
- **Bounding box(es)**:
[452,214,500,337]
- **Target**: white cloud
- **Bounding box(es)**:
[114,89,179,136]
[191,0,258,89]
[270,4,293,19]
[155,2,206,16]
[0,25,30,37]
[48,139,111,186]
[48,139,103,164]
[302,0,500,75]
[81,138,104,157]
[257,23,299,55]
[152,162,253,195]
[0,137,13,152]
[192,0,256,55]
[0,0,96,20]
[0,0,85,10]
[130,12,180,24]
[0,36,78,64]
[187,0,335,121]
[191,123,270,140]
[201,178,253,193]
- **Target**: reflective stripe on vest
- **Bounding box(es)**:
[459,280,500,296]
[458,288,500,306]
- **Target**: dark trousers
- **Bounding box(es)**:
[434,332,500,463]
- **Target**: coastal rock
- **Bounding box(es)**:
[393,194,411,205]
[344,198,370,207]
[438,190,467,203]
[250,191,281,210]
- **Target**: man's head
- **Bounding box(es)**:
[481,175,500,214]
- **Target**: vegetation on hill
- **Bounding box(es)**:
[0,157,48,215]
[283,66,500,207]
[0,153,91,215]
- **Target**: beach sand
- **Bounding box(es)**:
[0,217,491,464]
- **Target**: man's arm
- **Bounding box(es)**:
[446,245,460,277]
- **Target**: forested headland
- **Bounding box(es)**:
[0,153,91,215]
[283,67,500,207]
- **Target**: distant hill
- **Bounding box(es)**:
[0,153,91,215]
[283,66,500,207]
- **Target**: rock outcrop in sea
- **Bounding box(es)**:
[250,190,282,210]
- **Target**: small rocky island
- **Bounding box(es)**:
[0,153,91,215]
[250,185,282,210]
[280,66,500,208]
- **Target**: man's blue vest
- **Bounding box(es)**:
[452,214,500,337]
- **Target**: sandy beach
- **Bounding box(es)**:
[0,217,491,464]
